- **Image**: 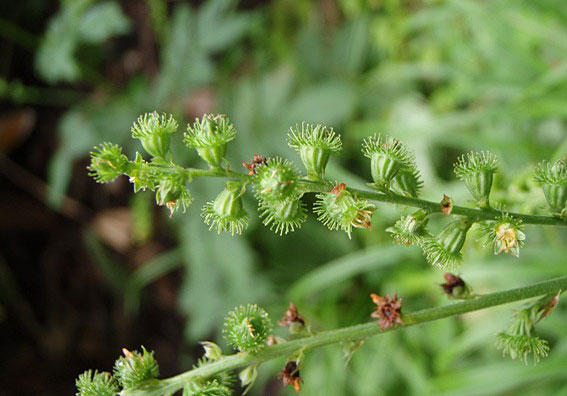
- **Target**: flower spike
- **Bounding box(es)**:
[288,123,342,180]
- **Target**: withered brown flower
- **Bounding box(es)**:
[278,361,303,393]
[440,194,453,215]
[440,273,465,294]
[278,302,305,329]
[331,183,347,195]
[243,154,268,175]
[370,293,403,330]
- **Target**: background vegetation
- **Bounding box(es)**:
[1,0,566,394]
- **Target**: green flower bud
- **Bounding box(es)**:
[200,341,223,361]
[479,214,525,257]
[223,305,272,353]
[496,308,549,364]
[420,219,472,269]
[454,151,499,208]
[88,143,130,183]
[238,364,258,395]
[131,112,178,159]
[202,182,249,235]
[314,183,375,239]
[155,173,192,217]
[362,134,420,193]
[386,210,431,246]
[184,114,236,168]
[288,123,342,180]
[253,157,299,202]
[533,159,567,216]
[113,346,160,389]
[76,370,119,396]
[259,197,307,235]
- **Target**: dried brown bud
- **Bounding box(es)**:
[370,293,403,330]
[441,194,453,215]
[278,302,306,334]
[537,291,561,322]
[243,154,268,175]
[278,361,303,393]
[440,273,470,298]
[331,183,347,195]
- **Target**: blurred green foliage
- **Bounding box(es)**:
[30,0,567,394]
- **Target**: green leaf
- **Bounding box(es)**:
[197,0,252,52]
[78,1,131,43]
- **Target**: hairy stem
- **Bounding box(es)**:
[166,166,567,226]
[122,276,567,396]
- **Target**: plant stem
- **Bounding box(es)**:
[174,167,567,226]
[122,276,567,396]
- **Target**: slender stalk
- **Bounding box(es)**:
[166,166,567,227]
[122,276,567,396]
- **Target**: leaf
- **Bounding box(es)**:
[197,0,252,52]
[78,1,131,43]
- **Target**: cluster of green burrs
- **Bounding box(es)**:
[88,112,566,267]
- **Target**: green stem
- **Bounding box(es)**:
[122,276,567,396]
[165,166,567,227]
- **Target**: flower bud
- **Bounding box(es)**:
[314,183,375,238]
[258,197,307,235]
[454,151,499,208]
[253,157,299,202]
[184,114,236,168]
[200,341,223,361]
[88,143,130,183]
[288,123,342,180]
[155,173,192,217]
[386,210,430,246]
[479,214,525,257]
[420,219,472,269]
[76,370,119,396]
[362,134,418,192]
[533,159,567,216]
[113,346,160,389]
[131,112,178,159]
[223,304,273,353]
[202,182,249,235]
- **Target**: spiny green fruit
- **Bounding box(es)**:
[420,219,472,269]
[202,182,249,235]
[184,114,236,169]
[253,157,300,202]
[533,159,567,216]
[223,305,272,353]
[454,151,499,208]
[131,112,178,159]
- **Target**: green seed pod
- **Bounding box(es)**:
[386,209,430,246]
[155,173,192,216]
[184,114,236,168]
[76,370,119,396]
[288,123,342,180]
[533,159,567,215]
[88,143,130,183]
[131,112,178,159]
[113,346,160,389]
[223,305,272,353]
[253,157,299,202]
[454,151,499,208]
[314,183,375,238]
[420,219,472,269]
[392,168,424,198]
[362,134,420,192]
[258,197,307,235]
[202,182,249,235]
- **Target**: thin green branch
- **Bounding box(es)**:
[165,166,567,227]
[122,276,567,396]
